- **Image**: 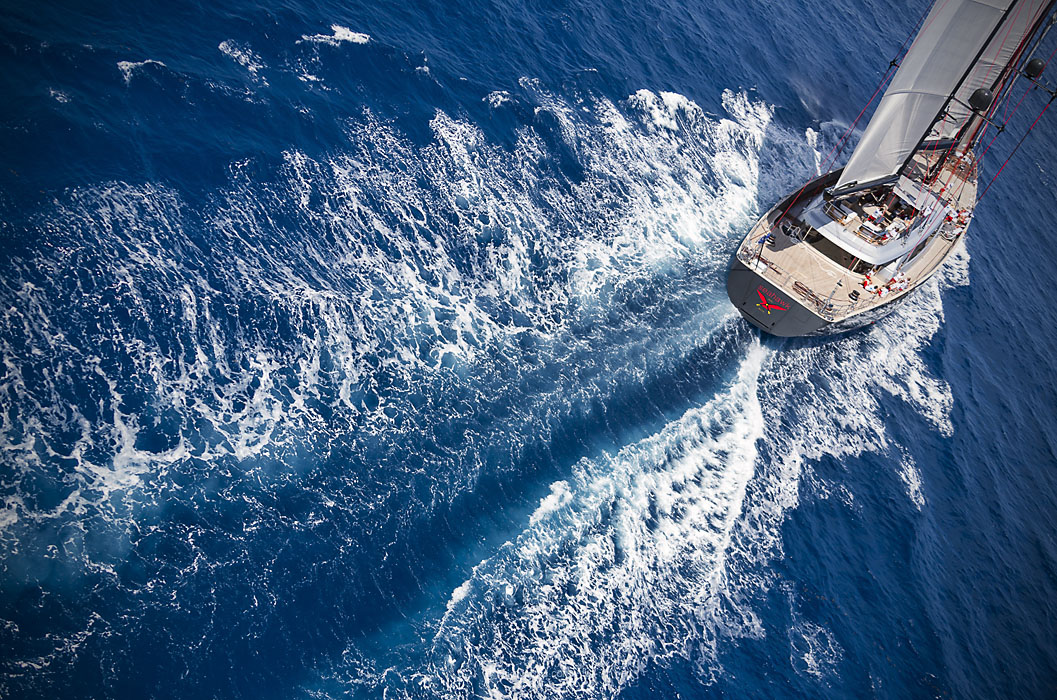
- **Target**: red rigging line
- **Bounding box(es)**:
[824,0,938,172]
[978,45,1057,202]
[928,16,1056,236]
[728,0,1057,337]
[916,1,1054,216]
[893,0,1026,183]
[964,1,1050,149]
[759,0,1055,261]
[968,14,1057,201]
[759,0,935,246]
[975,1,1056,143]
[929,0,1033,182]
[995,16,1042,124]
[976,80,1033,165]
[923,7,1045,192]
[823,68,894,173]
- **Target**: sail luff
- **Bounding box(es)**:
[893,0,1028,179]
[834,0,1017,194]
[941,0,1054,140]
[951,0,1054,155]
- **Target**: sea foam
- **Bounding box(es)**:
[299,25,371,46]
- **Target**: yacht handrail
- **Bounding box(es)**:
[737,243,865,321]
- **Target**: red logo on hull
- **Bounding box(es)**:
[755,287,789,314]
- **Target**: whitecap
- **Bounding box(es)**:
[116,59,165,85]
[218,40,267,86]
[484,91,511,108]
[299,24,371,46]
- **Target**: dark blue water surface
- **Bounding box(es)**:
[2,0,1056,697]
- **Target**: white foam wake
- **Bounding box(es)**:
[365,263,965,699]
[0,84,806,577]
[415,342,769,698]
[329,236,967,699]
[7,80,952,688]
[218,40,267,85]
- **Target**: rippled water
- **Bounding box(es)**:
[2,0,1056,698]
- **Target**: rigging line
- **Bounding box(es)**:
[972,40,1057,200]
[896,0,1023,180]
[962,2,1055,156]
[999,14,1044,121]
[977,81,1034,164]
[936,4,1052,198]
[975,2,1056,148]
[988,0,1029,84]
[938,128,978,197]
[917,111,968,215]
[977,92,1055,203]
[870,146,950,278]
[929,146,977,265]
[894,5,1054,276]
[926,113,958,181]
[823,0,936,171]
[929,0,1031,183]
[902,0,957,61]
[761,0,939,244]
[897,148,960,274]
[965,2,1050,148]
[823,67,895,173]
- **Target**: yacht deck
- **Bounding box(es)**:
[737,149,977,322]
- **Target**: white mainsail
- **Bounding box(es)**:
[940,0,1052,139]
[834,0,1017,193]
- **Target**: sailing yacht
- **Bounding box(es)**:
[727,0,1056,336]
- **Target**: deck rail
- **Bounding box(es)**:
[737,244,864,321]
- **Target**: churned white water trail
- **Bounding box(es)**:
[420,341,770,698]
[356,253,966,700]
[0,84,802,679]
[311,93,968,697]
[2,75,963,693]
[0,86,792,543]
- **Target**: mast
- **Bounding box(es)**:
[893,0,1022,179]
[955,0,1057,151]
[831,0,1022,197]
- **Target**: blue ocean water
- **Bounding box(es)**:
[2,0,1057,697]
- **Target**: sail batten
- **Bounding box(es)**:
[834,0,1018,194]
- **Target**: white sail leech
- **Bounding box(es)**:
[835,0,1015,193]
[940,0,1052,139]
